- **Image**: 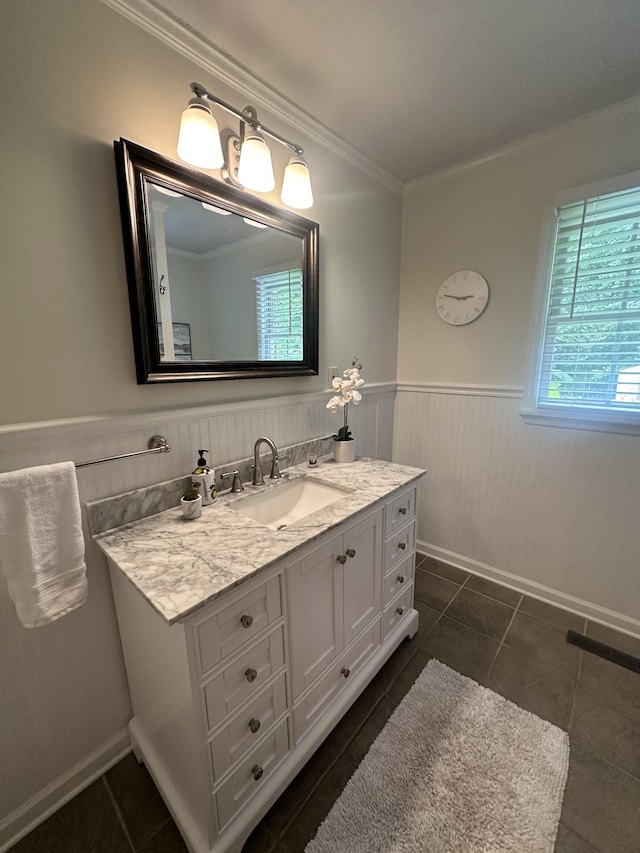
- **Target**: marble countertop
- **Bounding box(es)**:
[95,457,425,624]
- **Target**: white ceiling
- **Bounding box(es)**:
[141,0,640,183]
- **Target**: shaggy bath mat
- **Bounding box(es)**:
[306,659,569,852]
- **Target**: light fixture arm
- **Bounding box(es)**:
[190,82,304,156]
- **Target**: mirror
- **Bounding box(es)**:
[114,138,319,383]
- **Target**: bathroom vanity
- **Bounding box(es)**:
[96,457,424,853]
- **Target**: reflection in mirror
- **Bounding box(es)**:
[146,185,305,363]
[114,139,319,383]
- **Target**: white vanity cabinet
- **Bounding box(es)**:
[287,508,383,740]
[106,483,419,853]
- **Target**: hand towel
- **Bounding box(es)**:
[0,461,87,628]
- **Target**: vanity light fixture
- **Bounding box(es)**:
[177,82,313,209]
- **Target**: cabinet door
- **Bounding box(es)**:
[343,510,382,645]
[288,536,344,699]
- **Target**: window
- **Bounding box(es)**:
[523,171,640,432]
[254,268,304,361]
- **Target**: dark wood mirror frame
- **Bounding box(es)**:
[114,138,319,383]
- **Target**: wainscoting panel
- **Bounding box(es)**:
[393,385,640,631]
[0,385,395,848]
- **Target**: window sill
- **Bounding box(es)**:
[520,407,640,436]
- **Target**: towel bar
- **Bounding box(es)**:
[75,435,171,468]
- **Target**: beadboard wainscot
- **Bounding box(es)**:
[394,382,640,638]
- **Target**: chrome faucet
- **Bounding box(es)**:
[252,436,282,486]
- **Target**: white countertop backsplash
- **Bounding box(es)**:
[95,457,425,624]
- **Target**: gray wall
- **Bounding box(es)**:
[395,103,640,631]
[0,0,402,845]
[1,0,402,426]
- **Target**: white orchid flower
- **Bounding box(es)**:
[327,360,365,434]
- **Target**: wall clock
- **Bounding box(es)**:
[436,270,489,325]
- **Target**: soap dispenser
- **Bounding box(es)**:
[192,450,216,506]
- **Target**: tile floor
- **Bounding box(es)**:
[9,554,640,852]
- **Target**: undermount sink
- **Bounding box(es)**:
[231,477,352,530]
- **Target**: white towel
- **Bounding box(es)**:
[0,461,88,628]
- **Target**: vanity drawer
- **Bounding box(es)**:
[292,619,381,743]
[202,627,286,730]
[384,489,416,537]
[195,576,282,675]
[383,522,415,574]
[214,719,290,830]
[382,553,415,608]
[209,673,288,782]
[382,583,414,641]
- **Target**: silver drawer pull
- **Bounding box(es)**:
[336,554,347,565]
[396,606,405,616]
[251,764,264,781]
[248,718,261,734]
[396,575,405,584]
[341,666,350,678]
[346,548,356,558]
[240,614,254,629]
[245,667,258,683]
[398,541,406,550]
[398,506,407,515]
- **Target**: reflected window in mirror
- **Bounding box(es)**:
[114,139,318,383]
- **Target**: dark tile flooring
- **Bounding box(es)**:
[10,554,640,852]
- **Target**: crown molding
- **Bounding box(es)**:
[405,93,640,195]
[99,0,403,195]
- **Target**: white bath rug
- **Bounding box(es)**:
[306,659,569,853]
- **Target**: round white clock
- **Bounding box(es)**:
[436,270,489,325]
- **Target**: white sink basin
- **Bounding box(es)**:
[231,477,351,530]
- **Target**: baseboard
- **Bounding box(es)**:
[0,729,131,852]
[417,540,640,640]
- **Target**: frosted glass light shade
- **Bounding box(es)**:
[281,157,314,209]
[237,134,275,192]
[177,101,223,169]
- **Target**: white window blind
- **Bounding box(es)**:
[535,183,640,420]
[254,268,303,361]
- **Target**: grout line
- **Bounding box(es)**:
[101,776,137,853]
[487,599,522,678]
[567,650,582,733]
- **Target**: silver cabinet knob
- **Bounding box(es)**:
[251,764,263,781]
[240,614,253,629]
[396,575,405,584]
[396,606,404,616]
[336,554,347,565]
[399,506,407,515]
[248,718,261,734]
[341,666,350,678]
[346,548,356,558]
[398,541,406,550]
[245,667,258,683]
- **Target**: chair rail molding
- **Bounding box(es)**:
[397,382,523,399]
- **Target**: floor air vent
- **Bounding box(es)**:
[567,630,640,675]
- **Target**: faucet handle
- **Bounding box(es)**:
[269,459,281,480]
[221,470,244,493]
[270,451,287,480]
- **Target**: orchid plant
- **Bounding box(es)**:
[326,358,365,441]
